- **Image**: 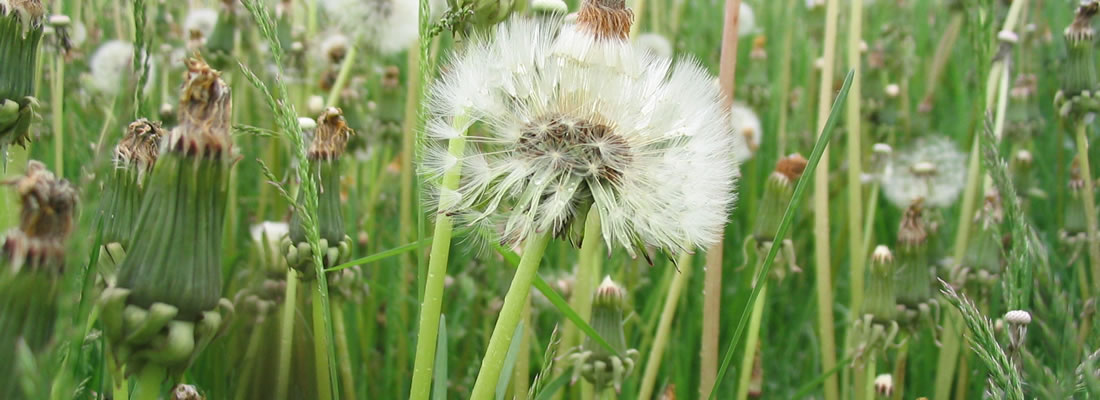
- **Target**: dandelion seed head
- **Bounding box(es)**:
[422,17,741,257]
[183,8,218,44]
[89,40,156,97]
[739,3,758,36]
[636,32,673,58]
[730,102,761,159]
[319,0,444,55]
[882,136,966,208]
[319,32,350,64]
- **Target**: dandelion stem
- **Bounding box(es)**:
[774,0,796,156]
[469,232,553,400]
[561,207,602,397]
[51,47,64,177]
[845,0,865,320]
[233,319,267,400]
[408,114,469,400]
[734,279,767,400]
[333,302,357,400]
[107,352,128,400]
[891,338,909,400]
[1074,121,1100,294]
[813,1,841,399]
[312,281,335,400]
[637,253,692,400]
[701,1,743,396]
[275,269,300,400]
[131,365,166,400]
[325,45,357,108]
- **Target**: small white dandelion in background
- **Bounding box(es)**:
[183,8,218,44]
[882,136,966,209]
[739,2,758,36]
[88,40,156,97]
[421,16,742,258]
[729,102,761,159]
[636,32,673,58]
[319,0,445,55]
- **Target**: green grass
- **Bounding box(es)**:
[0,0,1096,399]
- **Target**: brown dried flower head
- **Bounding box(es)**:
[0,0,46,28]
[775,153,808,182]
[576,0,634,41]
[751,36,767,60]
[309,107,354,161]
[169,58,234,159]
[897,199,927,248]
[115,118,165,173]
[1066,1,1098,44]
[2,160,77,271]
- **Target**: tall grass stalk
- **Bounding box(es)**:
[408,114,468,400]
[637,253,693,400]
[734,280,766,400]
[333,303,356,399]
[1075,120,1100,294]
[813,1,841,399]
[774,0,796,156]
[845,0,865,321]
[468,232,553,399]
[701,1,742,396]
[50,35,63,176]
[275,269,300,400]
[558,207,602,398]
[325,46,357,108]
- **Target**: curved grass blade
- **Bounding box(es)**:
[327,238,433,272]
[709,69,855,399]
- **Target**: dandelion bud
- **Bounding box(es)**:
[962,190,1003,282]
[863,245,896,322]
[450,0,516,31]
[895,200,933,307]
[0,0,44,151]
[286,107,354,276]
[171,384,203,400]
[1004,310,1031,325]
[1057,2,1099,116]
[103,59,235,382]
[753,154,806,242]
[96,119,164,281]
[884,84,900,98]
[874,374,894,397]
[0,160,74,400]
[572,276,639,393]
[731,103,762,157]
[1064,159,1091,238]
[532,0,568,15]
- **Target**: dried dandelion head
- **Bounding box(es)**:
[2,160,77,272]
[882,136,966,209]
[422,16,741,259]
[169,58,234,159]
[115,118,165,174]
[308,107,354,161]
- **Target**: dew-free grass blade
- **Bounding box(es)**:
[709,69,855,400]
[432,315,448,400]
[494,244,620,357]
[495,322,525,400]
[327,238,433,272]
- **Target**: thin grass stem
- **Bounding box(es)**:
[813,2,841,400]
[637,253,692,400]
[312,282,335,400]
[275,269,300,400]
[1074,121,1100,294]
[734,280,767,400]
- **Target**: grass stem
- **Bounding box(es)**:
[734,280,767,400]
[333,302,356,400]
[846,0,865,320]
[1074,121,1100,294]
[813,2,841,400]
[275,269,300,400]
[469,232,553,399]
[638,253,692,400]
[131,365,165,400]
[325,45,357,109]
[312,281,335,400]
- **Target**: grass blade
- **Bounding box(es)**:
[709,69,855,399]
[327,238,433,272]
[432,315,448,400]
[533,374,571,400]
[495,322,525,400]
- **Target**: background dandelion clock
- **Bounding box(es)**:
[87,40,155,97]
[882,135,966,208]
[318,0,443,55]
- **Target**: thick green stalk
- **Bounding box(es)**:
[312,283,335,400]
[233,320,267,400]
[637,253,692,400]
[735,281,767,400]
[846,0,864,319]
[333,302,356,400]
[469,232,553,399]
[131,365,166,400]
[108,355,129,400]
[558,207,603,396]
[1075,121,1100,294]
[275,269,299,400]
[408,114,469,400]
[51,53,63,176]
[814,1,841,399]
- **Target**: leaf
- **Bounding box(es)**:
[327,238,433,272]
[709,69,856,399]
[495,322,525,400]
[432,315,448,400]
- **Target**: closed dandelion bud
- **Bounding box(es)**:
[1064,160,1090,238]
[0,0,44,151]
[1006,74,1041,143]
[1057,2,1099,116]
[571,276,639,393]
[286,107,354,276]
[450,0,516,30]
[0,160,75,400]
[895,200,932,307]
[963,190,1004,281]
[101,60,236,381]
[741,36,770,109]
[863,246,896,322]
[99,119,163,249]
[171,384,204,400]
[753,154,807,242]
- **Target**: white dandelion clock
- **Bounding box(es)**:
[183,8,218,43]
[729,102,761,159]
[739,2,758,36]
[636,32,673,58]
[882,136,966,208]
[319,0,444,55]
[88,40,156,97]
[422,13,741,258]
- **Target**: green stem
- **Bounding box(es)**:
[852,359,867,400]
[1076,121,1100,294]
[52,52,64,177]
[233,319,267,400]
[131,366,166,400]
[313,281,335,400]
[846,0,865,320]
[735,280,768,400]
[892,339,909,400]
[409,114,469,400]
[774,0,796,156]
[333,302,356,400]
[469,232,553,400]
[933,309,963,400]
[558,207,603,397]
[637,253,693,400]
[108,354,128,400]
[275,269,300,400]
[860,183,880,257]
[325,45,357,108]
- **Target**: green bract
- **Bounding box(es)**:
[0,0,43,152]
